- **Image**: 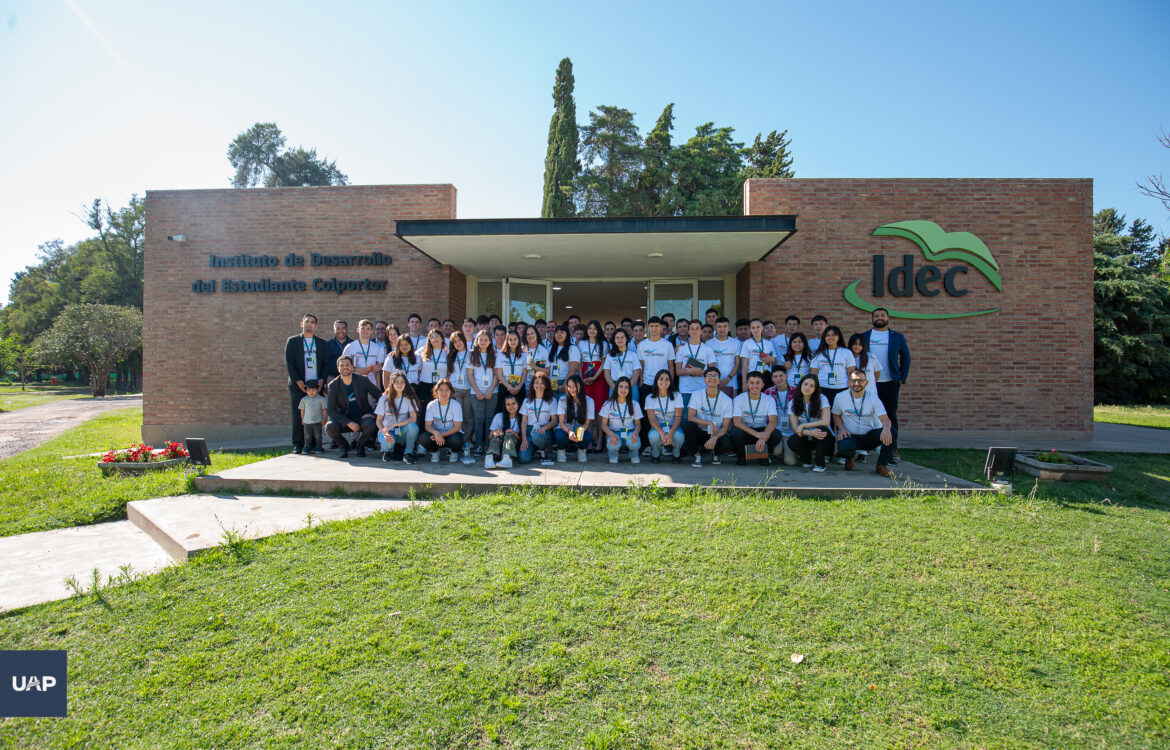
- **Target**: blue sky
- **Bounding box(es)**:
[1,0,1167,304]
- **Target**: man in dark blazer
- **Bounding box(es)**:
[862,308,910,460]
[325,355,380,458]
[285,314,335,454]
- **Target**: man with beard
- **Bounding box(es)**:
[832,369,896,477]
[285,314,334,454]
[327,320,351,364]
[862,307,910,462]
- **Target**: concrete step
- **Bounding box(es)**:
[127,494,428,560]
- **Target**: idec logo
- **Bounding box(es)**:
[843,220,1002,320]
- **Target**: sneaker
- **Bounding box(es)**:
[405,454,417,465]
[484,455,496,469]
[691,455,702,468]
[382,451,393,463]
[430,452,439,463]
[497,455,513,469]
[671,455,681,464]
[641,447,652,456]
[802,463,813,469]
[609,456,618,465]
[540,456,555,466]
[651,455,661,464]
[475,446,485,456]
[836,456,846,464]
[293,446,302,455]
[312,446,325,454]
[631,455,640,464]
[356,446,367,458]
[450,451,460,464]
[557,449,567,463]
[577,449,587,463]
[812,464,827,473]
[856,453,867,463]
[711,454,720,465]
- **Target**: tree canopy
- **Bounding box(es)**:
[32,303,142,397]
[541,58,579,218]
[227,122,349,188]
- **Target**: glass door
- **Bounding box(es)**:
[503,278,552,324]
[648,280,697,320]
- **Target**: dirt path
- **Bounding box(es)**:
[0,395,143,459]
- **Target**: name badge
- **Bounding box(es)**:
[508,374,521,385]
[551,378,559,389]
[306,356,315,369]
[431,370,439,384]
[478,373,492,389]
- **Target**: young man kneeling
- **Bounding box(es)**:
[832,370,896,478]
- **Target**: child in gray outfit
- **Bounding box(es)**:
[298,385,328,454]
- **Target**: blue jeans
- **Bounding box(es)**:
[606,430,641,460]
[648,424,685,458]
[378,422,419,454]
[469,392,498,448]
[554,427,594,450]
[518,425,553,463]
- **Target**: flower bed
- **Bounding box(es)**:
[1016,449,1113,482]
[99,442,190,477]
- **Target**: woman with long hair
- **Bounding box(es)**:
[599,376,643,465]
[783,332,813,394]
[809,325,851,406]
[375,371,421,464]
[554,373,594,463]
[737,317,777,392]
[417,328,446,420]
[519,372,556,465]
[547,325,580,397]
[580,320,609,448]
[645,369,685,463]
[445,331,473,448]
[522,324,551,390]
[381,335,421,388]
[603,328,642,404]
[466,329,499,454]
[786,374,834,471]
[484,394,523,470]
[495,329,526,417]
[420,378,466,463]
[847,332,880,398]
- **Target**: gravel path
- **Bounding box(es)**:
[0,395,143,459]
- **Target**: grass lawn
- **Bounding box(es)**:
[0,458,1166,746]
[0,407,283,537]
[0,384,97,412]
[1095,404,1170,430]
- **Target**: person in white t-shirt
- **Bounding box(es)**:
[420,378,465,462]
[730,370,781,466]
[416,329,447,418]
[554,374,594,463]
[684,367,734,467]
[521,326,551,388]
[707,316,741,396]
[809,325,851,405]
[847,333,880,399]
[547,325,581,396]
[738,318,777,392]
[675,320,716,424]
[832,369,895,477]
[764,364,798,466]
[784,333,814,391]
[645,370,685,463]
[519,372,557,465]
[375,371,421,463]
[599,377,644,464]
[382,336,422,387]
[466,330,499,454]
[603,329,642,401]
[484,394,523,470]
[341,319,386,389]
[786,375,834,471]
[636,317,676,389]
[807,314,828,353]
[405,313,427,354]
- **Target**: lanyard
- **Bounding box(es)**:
[746,396,762,424]
[505,354,519,375]
[394,396,407,419]
[613,401,629,422]
[454,352,466,374]
[533,400,544,424]
[849,392,866,417]
[704,392,718,415]
[358,340,371,360]
[617,350,628,372]
[436,401,451,425]
[656,395,670,415]
[753,339,766,359]
[303,337,315,356]
[584,342,598,361]
[825,348,838,370]
[687,343,698,360]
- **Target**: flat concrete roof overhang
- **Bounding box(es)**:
[395,215,797,277]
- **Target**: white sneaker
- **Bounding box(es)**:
[802,463,813,469]
[497,455,513,469]
[837,457,847,465]
[691,455,702,468]
[577,449,587,463]
[430,452,439,463]
[641,447,651,456]
[608,456,618,464]
[812,465,826,473]
[557,449,567,463]
[449,451,459,463]
[484,455,495,469]
[630,455,640,464]
[540,456,555,466]
[711,454,720,465]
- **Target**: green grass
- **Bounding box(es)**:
[0,478,1167,746]
[0,407,282,537]
[1095,404,1170,430]
[0,384,95,412]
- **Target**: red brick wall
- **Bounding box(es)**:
[143,184,458,443]
[743,178,1094,439]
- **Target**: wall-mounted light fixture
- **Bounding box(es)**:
[167,234,187,242]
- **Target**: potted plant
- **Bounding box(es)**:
[98,441,190,476]
[1015,449,1113,482]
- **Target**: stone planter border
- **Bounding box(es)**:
[1015,451,1113,482]
[99,458,188,477]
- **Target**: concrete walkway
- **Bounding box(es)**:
[0,394,143,459]
[0,494,427,612]
[904,421,1170,453]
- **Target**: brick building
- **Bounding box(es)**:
[142,178,1092,445]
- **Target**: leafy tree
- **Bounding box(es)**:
[541,58,579,218]
[629,104,675,216]
[227,122,348,188]
[32,304,142,397]
[740,129,795,180]
[669,123,745,216]
[574,106,644,217]
[0,335,35,390]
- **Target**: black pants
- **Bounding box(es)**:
[415,382,434,431]
[876,381,901,445]
[326,416,377,447]
[289,384,308,449]
[837,427,898,466]
[420,430,466,454]
[303,423,323,451]
[728,426,781,461]
[683,422,732,457]
[822,387,846,410]
[787,430,836,468]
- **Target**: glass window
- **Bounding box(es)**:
[508,281,548,324]
[699,280,723,318]
[651,282,694,320]
[477,280,502,320]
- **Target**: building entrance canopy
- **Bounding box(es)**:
[395,215,797,278]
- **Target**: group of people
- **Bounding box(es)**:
[284,307,911,475]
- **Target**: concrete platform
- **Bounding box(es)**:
[194,451,985,499]
[128,495,427,560]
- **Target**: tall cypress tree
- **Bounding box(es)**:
[541,58,579,218]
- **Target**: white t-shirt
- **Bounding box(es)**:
[637,338,676,385]
[302,336,319,382]
[773,334,791,358]
[852,352,880,397]
[521,397,556,429]
[523,344,550,385]
[408,334,427,353]
[548,344,580,385]
[808,337,822,354]
[832,390,888,435]
[418,349,447,386]
[424,399,463,432]
[467,357,496,394]
[867,330,893,382]
[706,336,741,384]
[445,350,470,390]
[811,348,850,390]
[495,352,526,389]
[489,412,523,434]
[342,339,386,386]
[382,353,422,384]
[689,390,734,432]
[555,395,595,424]
[765,388,794,435]
[375,394,415,424]
[603,349,641,382]
[738,338,777,377]
[787,394,830,427]
[674,340,716,394]
[599,400,643,432]
[577,340,607,373]
[732,392,778,431]
[786,355,813,389]
[644,392,685,427]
